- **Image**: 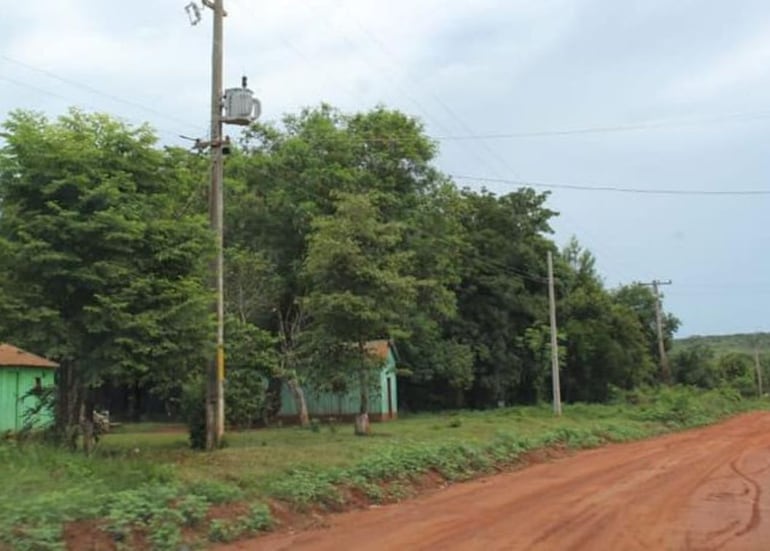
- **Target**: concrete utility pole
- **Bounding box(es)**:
[186,0,259,451]
[754,342,763,398]
[547,251,562,416]
[187,0,226,451]
[208,0,226,450]
[642,280,672,383]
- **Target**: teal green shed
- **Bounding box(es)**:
[279,340,398,422]
[0,343,58,433]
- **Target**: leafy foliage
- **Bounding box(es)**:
[671,339,766,397]
[558,240,656,402]
[0,109,212,447]
[675,332,770,355]
[302,191,418,421]
[223,317,278,428]
[0,103,690,443]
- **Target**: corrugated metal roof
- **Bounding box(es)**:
[365,340,392,360]
[0,343,58,369]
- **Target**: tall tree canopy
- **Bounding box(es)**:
[557,240,656,402]
[0,103,688,446]
[225,105,467,426]
[218,105,682,416]
[0,109,212,450]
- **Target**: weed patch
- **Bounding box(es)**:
[207,504,272,543]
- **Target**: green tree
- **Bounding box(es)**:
[223,316,278,428]
[230,104,459,421]
[558,240,655,402]
[671,344,721,388]
[613,283,680,380]
[394,182,472,409]
[302,192,417,434]
[447,188,555,408]
[0,109,212,451]
[718,352,755,396]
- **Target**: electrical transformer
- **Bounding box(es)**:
[223,77,261,125]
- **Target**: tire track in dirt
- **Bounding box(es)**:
[222,412,770,551]
[729,459,761,537]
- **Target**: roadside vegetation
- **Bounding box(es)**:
[1,106,768,550]
[675,332,770,355]
[2,386,765,550]
[672,333,770,395]
[0,107,686,448]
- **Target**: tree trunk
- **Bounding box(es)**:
[80,392,96,456]
[355,350,370,436]
[263,377,282,425]
[132,381,142,423]
[55,361,84,451]
[287,378,310,427]
[354,412,370,436]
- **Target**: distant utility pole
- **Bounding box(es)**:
[642,280,672,383]
[754,339,763,398]
[547,251,562,416]
[186,0,260,451]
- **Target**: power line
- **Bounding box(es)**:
[1,54,205,134]
[7,66,766,199]
[0,74,191,142]
[338,3,516,180]
[433,111,770,140]
[229,109,770,145]
[232,0,474,154]
[0,74,74,105]
[313,1,514,185]
[451,174,770,196]
[335,11,649,281]
[8,48,770,148]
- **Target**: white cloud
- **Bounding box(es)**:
[4,0,770,334]
[1,0,577,132]
[664,21,770,102]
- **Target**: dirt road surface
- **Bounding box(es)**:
[227,412,770,550]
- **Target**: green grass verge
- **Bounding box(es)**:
[1,386,765,550]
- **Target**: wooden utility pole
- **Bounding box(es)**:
[547,251,562,416]
[643,280,672,383]
[206,0,225,451]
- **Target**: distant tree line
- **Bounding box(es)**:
[671,343,767,397]
[0,106,691,449]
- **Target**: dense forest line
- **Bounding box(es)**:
[675,332,770,355]
[0,105,750,447]
[671,333,770,396]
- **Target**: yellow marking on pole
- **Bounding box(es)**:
[217,345,225,381]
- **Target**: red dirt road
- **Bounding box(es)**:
[229,412,770,550]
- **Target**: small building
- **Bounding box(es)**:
[0,343,58,432]
[278,340,398,422]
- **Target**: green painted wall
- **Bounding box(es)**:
[0,367,54,432]
[279,349,398,419]
[0,370,16,432]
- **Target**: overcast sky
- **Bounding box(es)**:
[2,0,769,337]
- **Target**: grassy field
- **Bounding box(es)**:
[2,386,766,550]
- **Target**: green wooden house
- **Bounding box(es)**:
[0,343,58,433]
[278,340,398,422]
